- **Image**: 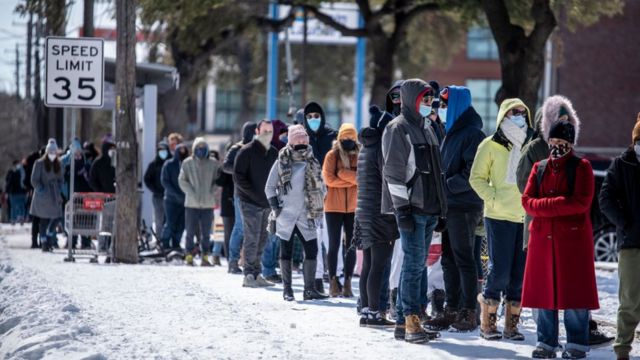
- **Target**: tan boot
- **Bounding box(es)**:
[329,277,341,297]
[342,277,354,297]
[404,315,429,344]
[478,293,502,340]
[503,301,525,341]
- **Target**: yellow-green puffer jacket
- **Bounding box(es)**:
[470,98,532,223]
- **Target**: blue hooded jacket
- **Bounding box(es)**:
[444,85,472,134]
[161,143,187,205]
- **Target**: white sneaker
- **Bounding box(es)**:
[255,274,275,287]
[243,274,258,288]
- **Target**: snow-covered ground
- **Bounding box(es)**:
[0,224,636,360]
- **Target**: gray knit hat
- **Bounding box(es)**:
[45,138,58,154]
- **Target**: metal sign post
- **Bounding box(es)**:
[45,36,105,262]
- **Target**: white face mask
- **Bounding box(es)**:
[438,108,447,123]
[47,154,56,161]
[108,149,116,158]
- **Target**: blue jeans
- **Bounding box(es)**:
[229,196,244,262]
[395,214,438,323]
[185,208,213,255]
[483,218,525,302]
[262,234,279,277]
[537,309,590,353]
[9,193,27,222]
[212,242,223,256]
[161,199,185,249]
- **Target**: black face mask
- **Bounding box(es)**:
[293,144,307,151]
[392,103,401,116]
[178,150,189,161]
[549,143,571,159]
[341,139,356,151]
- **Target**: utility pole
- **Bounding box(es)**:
[301,8,308,106]
[15,44,20,99]
[81,0,94,140]
[114,0,139,263]
[34,3,44,145]
[26,11,32,99]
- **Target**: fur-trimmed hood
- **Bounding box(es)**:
[541,95,581,144]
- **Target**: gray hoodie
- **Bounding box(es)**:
[178,137,220,209]
[381,79,447,216]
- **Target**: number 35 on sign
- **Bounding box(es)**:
[45,37,104,108]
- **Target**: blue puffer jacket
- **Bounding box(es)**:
[440,86,486,212]
[161,143,186,205]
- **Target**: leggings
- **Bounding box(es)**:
[325,212,356,279]
[360,242,394,311]
[280,226,318,261]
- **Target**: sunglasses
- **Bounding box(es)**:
[306,113,321,120]
[512,109,527,117]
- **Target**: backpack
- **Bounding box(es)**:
[536,155,581,196]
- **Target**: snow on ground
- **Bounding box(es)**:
[0,224,636,360]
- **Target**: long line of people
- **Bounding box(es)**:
[6,77,639,360]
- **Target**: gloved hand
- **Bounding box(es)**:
[268,197,282,217]
[395,206,414,232]
[435,217,447,233]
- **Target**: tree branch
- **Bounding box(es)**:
[251,6,296,32]
[298,4,368,37]
[391,1,440,44]
[481,0,523,48]
[529,0,557,49]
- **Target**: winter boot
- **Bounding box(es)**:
[390,288,398,320]
[303,260,329,300]
[360,307,369,327]
[588,319,614,346]
[314,278,325,294]
[424,306,458,331]
[394,323,405,340]
[200,255,212,267]
[228,260,243,274]
[329,277,341,297]
[561,349,586,359]
[212,255,222,266]
[450,308,478,332]
[255,274,275,287]
[430,289,446,318]
[404,315,429,344]
[342,276,354,297]
[367,310,395,328]
[532,346,557,359]
[478,293,502,340]
[243,274,257,288]
[280,260,295,301]
[503,301,525,341]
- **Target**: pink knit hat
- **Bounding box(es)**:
[288,124,309,145]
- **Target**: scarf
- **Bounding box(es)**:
[499,119,527,185]
[276,145,324,221]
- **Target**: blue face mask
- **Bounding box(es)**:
[438,108,447,123]
[280,136,288,144]
[194,147,208,159]
[419,104,432,118]
[158,150,168,160]
[307,118,321,132]
[510,115,527,129]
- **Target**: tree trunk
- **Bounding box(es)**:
[369,35,395,108]
[81,0,95,141]
[114,0,139,264]
[26,11,32,100]
[496,42,546,113]
[159,85,190,135]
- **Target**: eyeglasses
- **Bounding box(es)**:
[306,113,321,120]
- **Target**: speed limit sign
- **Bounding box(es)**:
[45,37,104,108]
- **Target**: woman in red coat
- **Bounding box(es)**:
[521,119,599,360]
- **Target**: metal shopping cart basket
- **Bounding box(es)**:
[63,193,116,263]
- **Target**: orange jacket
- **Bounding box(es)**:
[322,149,358,213]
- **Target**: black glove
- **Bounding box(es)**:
[395,206,414,232]
[435,217,447,233]
[268,197,282,217]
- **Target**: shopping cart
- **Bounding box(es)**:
[63,193,116,263]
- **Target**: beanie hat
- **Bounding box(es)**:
[633,113,640,144]
[288,124,309,145]
[45,138,58,154]
[338,123,357,140]
[158,141,169,150]
[549,121,576,144]
[304,103,323,116]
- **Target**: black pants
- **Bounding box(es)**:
[222,216,234,259]
[326,212,356,279]
[31,215,40,247]
[279,226,318,261]
[441,210,483,310]
[360,242,394,311]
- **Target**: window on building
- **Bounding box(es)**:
[467,27,499,60]
[466,79,501,134]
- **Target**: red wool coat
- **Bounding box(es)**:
[521,153,600,310]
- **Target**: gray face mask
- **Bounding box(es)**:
[256,132,273,149]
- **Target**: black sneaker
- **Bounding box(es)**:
[561,349,586,359]
[265,274,282,284]
[423,327,441,340]
[394,324,405,340]
[532,346,557,359]
[283,287,295,302]
[367,311,395,328]
[303,289,329,301]
[589,320,614,346]
[359,310,368,327]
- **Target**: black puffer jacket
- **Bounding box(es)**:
[89,142,116,193]
[355,127,399,248]
[599,147,640,250]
